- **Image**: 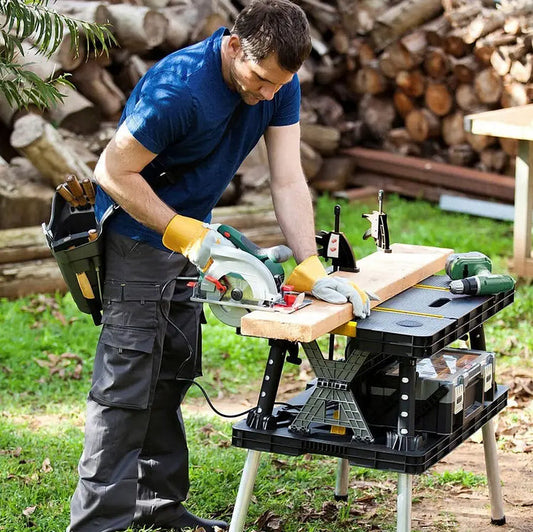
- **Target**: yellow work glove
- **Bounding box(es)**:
[287,255,378,319]
[162,214,233,270]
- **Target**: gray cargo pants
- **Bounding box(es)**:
[68,231,203,532]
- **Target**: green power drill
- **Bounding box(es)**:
[445,252,515,295]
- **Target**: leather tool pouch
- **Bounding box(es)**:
[43,190,117,326]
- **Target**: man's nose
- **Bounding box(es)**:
[259,85,277,101]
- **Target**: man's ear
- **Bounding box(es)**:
[227,34,242,58]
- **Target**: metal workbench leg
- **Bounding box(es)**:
[229,450,262,532]
[482,419,506,525]
[470,325,506,525]
[335,458,349,500]
[397,473,412,532]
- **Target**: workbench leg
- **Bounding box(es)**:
[334,458,349,500]
[482,419,506,525]
[513,139,533,276]
[229,450,262,532]
[469,325,506,525]
[397,473,412,532]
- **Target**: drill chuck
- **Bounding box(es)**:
[449,274,515,296]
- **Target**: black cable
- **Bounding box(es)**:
[160,277,302,420]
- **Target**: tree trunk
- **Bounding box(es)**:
[370,0,443,51]
[45,85,100,134]
[70,61,125,118]
[425,82,453,116]
[106,4,168,52]
[405,108,440,142]
[10,114,93,186]
[442,110,466,146]
[474,68,503,103]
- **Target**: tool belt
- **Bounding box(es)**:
[43,169,186,325]
[43,176,118,325]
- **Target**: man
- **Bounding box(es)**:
[68,1,371,531]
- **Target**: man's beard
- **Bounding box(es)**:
[229,63,263,105]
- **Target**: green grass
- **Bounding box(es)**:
[0,195,531,531]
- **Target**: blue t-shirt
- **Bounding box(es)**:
[95,27,301,250]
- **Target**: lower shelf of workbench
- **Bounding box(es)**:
[232,385,507,475]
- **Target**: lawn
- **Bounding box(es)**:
[0,195,531,531]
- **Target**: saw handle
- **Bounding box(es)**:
[217,224,292,263]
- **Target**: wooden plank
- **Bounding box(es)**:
[464,104,533,141]
[240,243,454,342]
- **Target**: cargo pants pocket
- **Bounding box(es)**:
[90,325,158,410]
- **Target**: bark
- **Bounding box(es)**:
[70,61,125,118]
[0,160,54,229]
[0,259,66,299]
[106,4,168,52]
[0,226,52,264]
[358,94,396,141]
[45,85,100,134]
[300,123,340,155]
[369,0,443,51]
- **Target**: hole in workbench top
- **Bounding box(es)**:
[396,320,422,327]
[429,297,452,308]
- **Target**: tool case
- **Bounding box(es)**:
[353,348,495,435]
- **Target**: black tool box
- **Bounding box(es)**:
[353,348,496,435]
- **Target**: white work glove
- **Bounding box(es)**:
[286,255,379,319]
[312,276,375,318]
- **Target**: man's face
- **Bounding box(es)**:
[228,47,295,105]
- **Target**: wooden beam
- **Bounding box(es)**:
[343,147,515,202]
[240,243,453,342]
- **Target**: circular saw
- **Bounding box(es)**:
[190,224,309,327]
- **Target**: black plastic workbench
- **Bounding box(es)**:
[232,275,514,474]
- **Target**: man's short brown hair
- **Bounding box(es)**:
[232,0,312,73]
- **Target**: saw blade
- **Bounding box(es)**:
[209,275,256,328]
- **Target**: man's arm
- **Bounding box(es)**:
[94,123,176,234]
[264,123,317,263]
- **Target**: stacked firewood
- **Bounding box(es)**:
[298,0,533,193]
[0,0,532,231]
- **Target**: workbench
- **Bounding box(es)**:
[226,247,513,532]
[464,104,533,278]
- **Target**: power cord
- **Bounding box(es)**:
[160,276,299,419]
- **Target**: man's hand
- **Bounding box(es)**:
[286,255,378,319]
[162,214,233,270]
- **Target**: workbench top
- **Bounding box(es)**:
[464,104,533,141]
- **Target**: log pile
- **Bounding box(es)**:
[0,0,532,298]
[299,0,533,194]
[0,0,530,213]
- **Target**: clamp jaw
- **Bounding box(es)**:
[362,190,392,253]
[316,204,358,272]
